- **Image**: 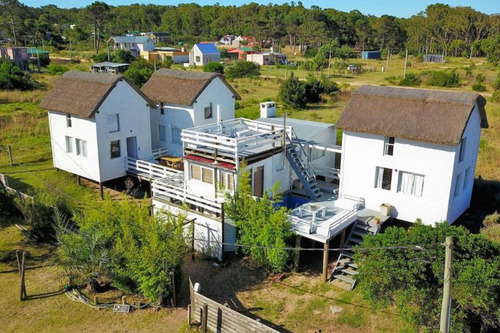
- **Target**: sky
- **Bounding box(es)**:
[20,0,499,18]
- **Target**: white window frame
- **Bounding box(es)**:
[375,166,392,190]
[75,139,87,157]
[107,113,120,133]
[204,103,213,119]
[384,136,395,156]
[110,140,120,159]
[221,171,234,191]
[190,164,214,184]
[65,136,73,153]
[397,171,425,197]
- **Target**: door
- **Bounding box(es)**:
[126,136,138,159]
[253,166,264,197]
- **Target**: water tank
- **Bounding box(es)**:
[260,101,277,118]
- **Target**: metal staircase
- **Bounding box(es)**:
[285,135,322,200]
[330,219,380,291]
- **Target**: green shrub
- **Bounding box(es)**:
[48,64,69,75]
[203,61,224,74]
[0,58,38,90]
[472,83,487,92]
[0,183,21,225]
[225,61,260,79]
[123,58,154,87]
[320,75,339,94]
[399,73,422,87]
[492,73,500,91]
[426,70,460,87]
[304,48,318,58]
[279,72,307,109]
[476,73,486,83]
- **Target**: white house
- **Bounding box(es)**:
[336,85,488,225]
[219,35,235,45]
[108,36,155,57]
[189,43,220,66]
[141,69,241,157]
[41,71,156,186]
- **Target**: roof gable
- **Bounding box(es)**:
[40,71,155,118]
[337,85,488,146]
[141,69,241,106]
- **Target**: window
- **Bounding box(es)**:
[454,173,463,197]
[66,114,72,127]
[159,125,166,142]
[221,172,234,191]
[398,171,424,196]
[463,167,471,190]
[190,164,214,184]
[107,114,120,132]
[75,139,87,157]
[375,167,392,190]
[384,136,395,156]
[204,103,213,119]
[172,127,181,144]
[195,56,200,62]
[310,147,325,160]
[110,140,120,158]
[459,138,466,162]
[65,136,73,153]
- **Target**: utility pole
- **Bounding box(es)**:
[386,48,390,71]
[440,236,453,333]
[403,49,408,79]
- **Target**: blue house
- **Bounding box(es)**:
[361,51,381,60]
[189,43,220,66]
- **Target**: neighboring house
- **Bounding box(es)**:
[361,51,381,60]
[40,71,156,185]
[144,32,170,44]
[141,48,189,64]
[189,43,220,66]
[219,34,235,45]
[336,85,488,225]
[227,47,255,60]
[247,51,287,65]
[141,69,241,157]
[90,62,129,74]
[0,47,29,71]
[234,35,257,47]
[108,36,155,57]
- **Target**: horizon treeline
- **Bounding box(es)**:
[1,0,499,57]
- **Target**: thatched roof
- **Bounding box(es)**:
[141,69,241,106]
[41,71,156,118]
[336,85,488,146]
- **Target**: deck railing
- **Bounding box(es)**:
[151,147,169,159]
[125,157,180,180]
[152,175,223,215]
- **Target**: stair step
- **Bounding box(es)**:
[341,268,359,276]
[352,230,368,238]
[331,279,352,291]
[349,238,363,244]
[347,262,358,269]
[333,274,356,285]
[341,250,354,257]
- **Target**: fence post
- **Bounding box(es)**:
[201,303,208,333]
[169,271,177,307]
[8,145,13,166]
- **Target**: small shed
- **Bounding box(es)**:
[424,54,444,63]
[361,51,381,60]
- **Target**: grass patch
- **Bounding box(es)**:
[336,311,368,328]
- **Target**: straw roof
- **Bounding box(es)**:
[41,71,155,118]
[337,85,488,146]
[141,69,241,106]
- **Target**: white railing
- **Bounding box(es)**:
[152,176,223,215]
[126,157,181,180]
[342,194,365,210]
[152,147,169,159]
[323,209,358,239]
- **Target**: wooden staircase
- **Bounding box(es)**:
[330,220,380,291]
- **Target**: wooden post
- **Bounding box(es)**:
[99,182,104,200]
[122,296,126,304]
[294,235,301,273]
[187,304,192,325]
[94,296,98,305]
[8,145,13,166]
[191,219,195,261]
[220,206,225,260]
[322,241,329,283]
[440,236,453,333]
[339,229,346,248]
[201,303,208,333]
[77,175,81,186]
[19,251,27,301]
[169,271,177,307]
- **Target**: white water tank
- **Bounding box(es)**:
[260,101,277,118]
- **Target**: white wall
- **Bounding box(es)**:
[151,104,194,156]
[189,45,220,66]
[339,131,457,225]
[48,111,100,181]
[447,106,482,222]
[193,77,236,126]
[95,80,153,182]
[153,200,224,260]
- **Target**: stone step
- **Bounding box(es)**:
[341,268,359,276]
[330,279,352,291]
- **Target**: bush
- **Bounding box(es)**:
[492,73,500,91]
[279,72,307,109]
[0,58,38,90]
[472,83,487,92]
[203,61,224,74]
[426,70,460,87]
[304,48,318,58]
[320,75,339,94]
[123,58,154,87]
[476,73,486,83]
[305,74,323,103]
[224,61,260,79]
[48,64,69,75]
[399,73,422,87]
[0,183,21,225]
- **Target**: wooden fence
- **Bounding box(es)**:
[0,173,33,202]
[189,279,280,333]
